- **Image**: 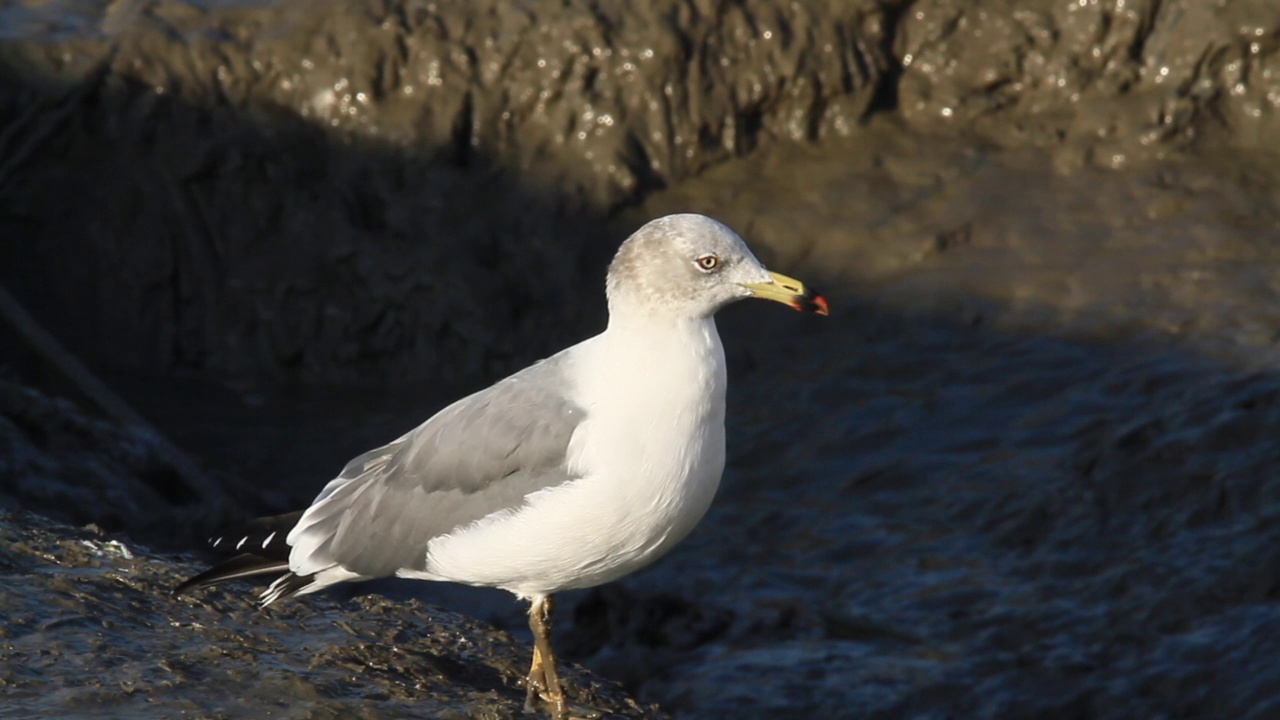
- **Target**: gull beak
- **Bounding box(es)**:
[739,271,829,315]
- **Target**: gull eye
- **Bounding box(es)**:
[694,254,720,272]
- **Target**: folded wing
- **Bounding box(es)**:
[284,352,588,587]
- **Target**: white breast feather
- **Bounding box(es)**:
[419,319,727,598]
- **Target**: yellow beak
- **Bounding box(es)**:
[739,271,829,315]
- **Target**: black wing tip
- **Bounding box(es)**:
[173,554,290,597]
[172,575,205,597]
[172,569,221,597]
[205,510,305,559]
[174,511,307,597]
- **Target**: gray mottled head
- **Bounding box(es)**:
[605,214,828,322]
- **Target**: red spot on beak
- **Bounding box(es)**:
[790,292,829,315]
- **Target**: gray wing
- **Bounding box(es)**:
[287,350,587,578]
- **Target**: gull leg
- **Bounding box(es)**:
[523,595,602,720]
[526,595,567,720]
[523,623,548,713]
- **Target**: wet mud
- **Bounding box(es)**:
[602,125,1280,716]
[640,119,1280,368]
[578,306,1280,718]
[4,0,1280,718]
[0,511,657,720]
[0,376,235,546]
[0,0,887,385]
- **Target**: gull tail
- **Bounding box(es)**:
[173,511,305,597]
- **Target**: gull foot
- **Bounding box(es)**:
[523,689,605,720]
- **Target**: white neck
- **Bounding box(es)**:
[585,314,726,430]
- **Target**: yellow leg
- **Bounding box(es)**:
[525,595,568,720]
[523,596,604,719]
[524,635,547,712]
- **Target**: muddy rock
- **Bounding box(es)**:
[0,510,660,719]
[0,0,887,385]
[896,0,1280,165]
[0,375,244,547]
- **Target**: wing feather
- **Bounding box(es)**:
[287,351,587,578]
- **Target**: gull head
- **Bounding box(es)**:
[606,214,828,321]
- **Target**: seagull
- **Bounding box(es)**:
[174,213,827,719]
